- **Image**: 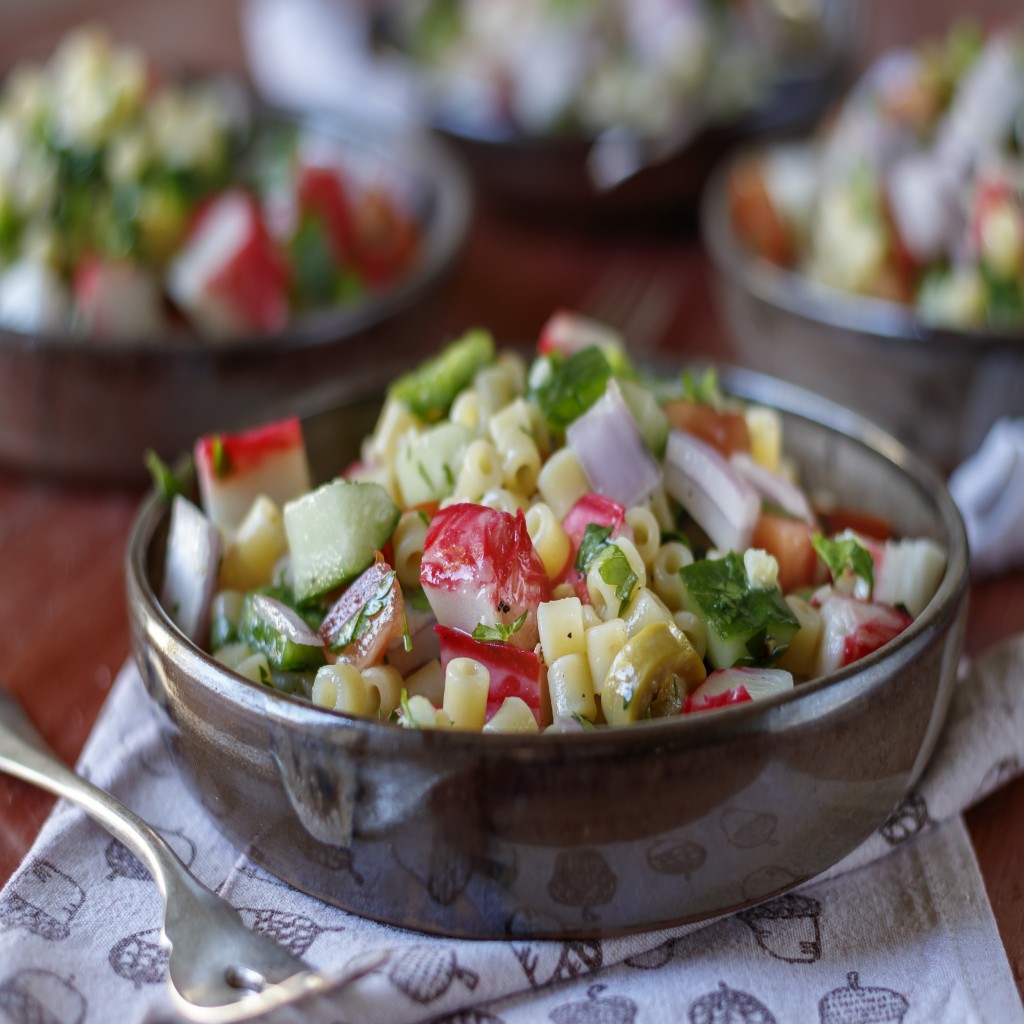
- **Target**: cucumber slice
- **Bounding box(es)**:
[679,552,800,670]
[238,593,326,671]
[388,328,495,421]
[284,479,400,602]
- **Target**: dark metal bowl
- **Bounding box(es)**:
[701,150,1024,473]
[0,112,470,484]
[126,369,967,939]
[371,3,857,222]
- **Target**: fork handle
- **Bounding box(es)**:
[0,690,189,906]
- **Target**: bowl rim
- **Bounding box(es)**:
[700,146,1024,353]
[126,363,969,756]
[0,107,471,358]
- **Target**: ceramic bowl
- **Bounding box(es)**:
[0,112,470,484]
[126,368,967,939]
[701,152,1024,473]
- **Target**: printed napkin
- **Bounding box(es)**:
[1,634,1022,1024]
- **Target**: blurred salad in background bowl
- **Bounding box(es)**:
[370,0,858,214]
[724,21,1024,327]
[702,21,1024,471]
[0,27,423,342]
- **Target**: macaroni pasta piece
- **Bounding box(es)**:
[547,652,597,722]
[537,595,586,663]
[525,502,571,579]
[443,656,490,729]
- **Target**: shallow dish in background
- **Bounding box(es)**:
[369,0,857,221]
[701,153,1024,473]
[126,367,967,939]
[0,111,470,484]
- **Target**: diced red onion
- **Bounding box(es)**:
[566,380,662,508]
[664,429,760,552]
[730,452,815,524]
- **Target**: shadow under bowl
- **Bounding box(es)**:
[0,112,471,485]
[126,370,967,939]
[701,152,1024,474]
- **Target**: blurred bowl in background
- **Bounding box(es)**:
[701,151,1024,473]
[367,0,858,221]
[0,110,470,484]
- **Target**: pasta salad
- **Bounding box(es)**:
[158,313,947,731]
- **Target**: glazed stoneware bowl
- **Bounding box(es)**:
[701,151,1024,474]
[0,111,469,484]
[126,368,968,939]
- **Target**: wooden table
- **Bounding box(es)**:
[1,0,1022,1002]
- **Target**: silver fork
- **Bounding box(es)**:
[579,266,676,356]
[0,688,378,1022]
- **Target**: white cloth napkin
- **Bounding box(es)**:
[1,636,1022,1024]
[949,418,1024,580]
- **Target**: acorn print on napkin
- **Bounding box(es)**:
[0,859,85,941]
[512,939,603,989]
[645,837,706,880]
[549,983,637,1024]
[387,946,479,1005]
[879,795,932,846]
[104,830,196,882]
[737,894,822,963]
[434,1010,506,1024]
[0,969,86,1024]
[818,973,909,1024]
[689,982,777,1024]
[236,907,344,958]
[548,849,617,923]
[108,928,169,988]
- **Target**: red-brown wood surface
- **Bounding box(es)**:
[0,0,1022,1000]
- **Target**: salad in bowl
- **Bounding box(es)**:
[727,21,1024,329]
[157,312,948,734]
[0,27,420,341]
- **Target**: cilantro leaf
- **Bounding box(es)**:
[472,611,527,643]
[326,571,397,652]
[532,346,613,431]
[812,534,875,597]
[574,523,613,572]
[144,449,187,503]
[681,367,721,405]
[597,546,639,616]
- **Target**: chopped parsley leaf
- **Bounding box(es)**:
[472,611,527,643]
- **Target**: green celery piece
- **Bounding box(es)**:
[532,346,613,431]
[679,552,800,670]
[389,329,495,421]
